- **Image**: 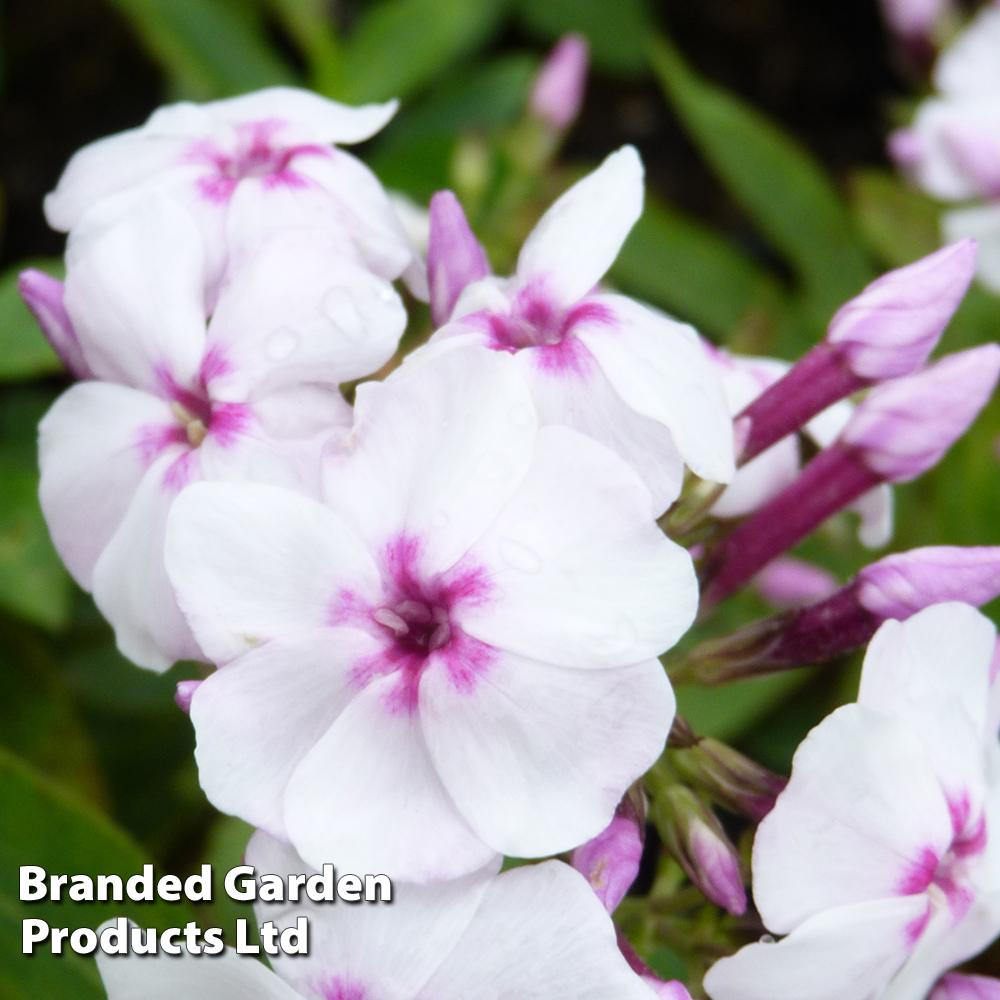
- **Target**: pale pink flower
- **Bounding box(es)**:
[45,86,426,302]
[881,0,952,41]
[164,348,694,882]
[96,831,660,1000]
[420,147,735,514]
[704,603,1000,1000]
[529,34,590,131]
[39,195,405,671]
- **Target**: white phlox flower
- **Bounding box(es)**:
[96,831,660,1000]
[704,602,1000,1000]
[45,86,427,302]
[39,194,406,671]
[164,347,695,883]
[419,146,735,515]
[707,347,893,548]
[890,6,1000,292]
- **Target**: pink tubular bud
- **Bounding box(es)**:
[930,973,1000,1000]
[570,789,645,913]
[841,344,1000,483]
[427,190,491,328]
[529,34,589,132]
[753,556,840,608]
[174,679,202,714]
[737,244,977,465]
[18,269,93,379]
[652,785,746,915]
[826,239,977,380]
[857,545,1000,619]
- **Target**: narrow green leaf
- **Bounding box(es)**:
[610,195,785,339]
[338,0,509,104]
[647,36,875,319]
[107,0,297,99]
[514,0,652,75]
[0,262,63,382]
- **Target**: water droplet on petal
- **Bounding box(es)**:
[266,327,300,361]
[499,538,542,574]
[375,282,396,304]
[431,511,450,529]
[760,935,776,945]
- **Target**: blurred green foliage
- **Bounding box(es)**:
[2,0,1000,995]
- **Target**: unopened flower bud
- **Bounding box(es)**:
[174,679,202,714]
[18,269,92,378]
[841,344,1000,482]
[753,556,839,608]
[881,0,951,41]
[737,243,977,464]
[427,190,491,327]
[570,788,645,913]
[930,973,1000,1000]
[529,34,589,132]
[651,784,746,915]
[671,737,787,822]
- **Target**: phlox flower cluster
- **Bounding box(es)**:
[24,66,1000,1000]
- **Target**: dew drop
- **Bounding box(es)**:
[266,327,300,361]
[760,935,775,945]
[499,538,542,574]
[431,511,450,529]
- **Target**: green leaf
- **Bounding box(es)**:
[107,0,297,99]
[0,262,64,382]
[610,195,785,339]
[647,36,875,322]
[514,0,652,75]
[0,746,200,999]
[338,0,509,104]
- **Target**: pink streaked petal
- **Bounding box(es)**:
[325,347,537,576]
[38,381,183,590]
[516,146,643,306]
[428,190,491,327]
[165,481,381,665]
[462,425,697,668]
[932,974,1000,1000]
[91,450,205,672]
[190,630,374,840]
[702,896,928,1000]
[752,705,953,934]
[284,673,497,882]
[63,194,208,393]
[421,861,664,1000]
[422,652,673,859]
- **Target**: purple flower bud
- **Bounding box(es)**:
[18,269,93,379]
[654,785,746,915]
[736,244,976,465]
[931,973,1000,1000]
[529,34,589,132]
[827,239,977,379]
[753,556,840,608]
[427,190,491,327]
[857,546,1000,619]
[570,791,644,913]
[841,344,1000,482]
[174,679,202,714]
[881,0,951,40]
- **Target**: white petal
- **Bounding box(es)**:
[38,382,179,589]
[943,204,1000,296]
[206,88,398,145]
[421,653,674,857]
[423,861,659,1000]
[206,227,406,400]
[511,343,685,514]
[191,630,375,839]
[703,896,928,1000]
[711,437,799,518]
[849,484,895,548]
[935,8,1000,98]
[576,295,735,485]
[165,481,381,664]
[284,674,497,882]
[91,451,203,671]
[325,347,537,574]
[249,831,498,1000]
[98,939,303,1000]
[516,146,644,305]
[461,425,697,668]
[752,704,953,933]
[63,194,207,392]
